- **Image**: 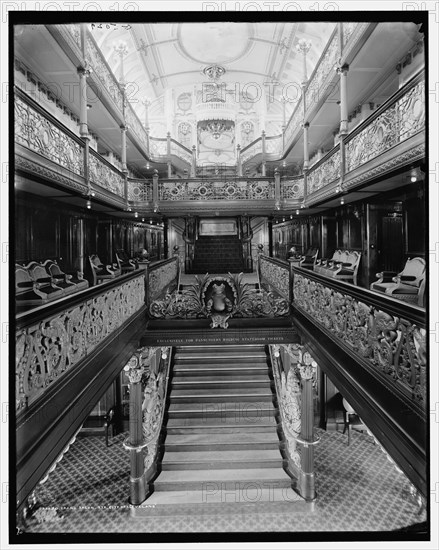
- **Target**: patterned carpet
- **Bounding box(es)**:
[21,428,427,536]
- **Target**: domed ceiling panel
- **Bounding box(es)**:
[177,23,253,64]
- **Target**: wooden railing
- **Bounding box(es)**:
[145,257,180,307]
[16,270,146,414]
[291,267,426,418]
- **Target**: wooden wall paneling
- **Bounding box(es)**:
[404,191,426,256]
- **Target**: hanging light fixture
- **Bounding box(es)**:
[340,196,345,205]
[86,198,91,209]
[134,211,138,218]
[296,209,300,215]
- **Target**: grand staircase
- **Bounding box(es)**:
[152,344,297,504]
[190,236,245,274]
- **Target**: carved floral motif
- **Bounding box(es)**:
[16,276,145,412]
[15,97,84,176]
[307,148,341,194]
[159,179,274,201]
[89,153,125,197]
[259,256,290,299]
[346,80,424,172]
[148,259,179,302]
[293,273,427,408]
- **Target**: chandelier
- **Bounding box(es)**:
[206,121,226,139]
[203,64,226,81]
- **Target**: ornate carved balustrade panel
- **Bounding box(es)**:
[63,24,82,50]
[259,255,291,301]
[292,270,426,418]
[127,179,152,202]
[16,273,146,414]
[89,151,125,197]
[15,95,84,177]
[280,177,304,200]
[345,76,424,173]
[306,31,339,107]
[85,34,124,113]
[306,146,341,194]
[158,178,274,201]
[147,257,179,304]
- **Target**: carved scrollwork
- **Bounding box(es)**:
[16,276,145,412]
[293,273,426,411]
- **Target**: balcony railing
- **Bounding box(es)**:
[240,139,263,165]
[16,270,146,414]
[149,136,168,159]
[280,177,305,200]
[292,267,426,417]
[127,178,152,202]
[306,145,341,194]
[85,33,124,113]
[345,74,425,173]
[15,93,84,177]
[158,178,275,201]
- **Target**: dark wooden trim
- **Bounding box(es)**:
[16,269,145,330]
[293,309,427,497]
[292,266,425,327]
[16,305,147,510]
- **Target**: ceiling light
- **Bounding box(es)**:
[296,209,299,215]
[340,197,345,205]
[86,199,91,209]
[142,218,145,222]
[146,162,150,169]
[411,175,417,183]
[134,211,138,218]
[90,191,96,197]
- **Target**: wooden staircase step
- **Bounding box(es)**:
[154,468,292,492]
[161,449,283,470]
[170,388,273,402]
[163,431,280,451]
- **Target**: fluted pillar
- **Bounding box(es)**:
[297,351,318,501]
[123,353,147,505]
[303,122,310,171]
[337,64,349,136]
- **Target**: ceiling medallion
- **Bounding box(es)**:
[203,65,226,81]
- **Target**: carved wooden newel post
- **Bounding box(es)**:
[123,351,148,505]
[123,347,158,505]
[297,351,318,501]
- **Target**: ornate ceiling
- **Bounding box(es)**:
[93,22,336,122]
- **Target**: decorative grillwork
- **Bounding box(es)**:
[89,153,125,197]
[159,179,274,201]
[281,177,304,200]
[307,147,341,193]
[127,179,152,202]
[293,273,427,409]
[306,32,339,106]
[346,80,424,172]
[15,97,84,176]
[16,275,145,413]
[85,35,124,112]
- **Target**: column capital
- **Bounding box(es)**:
[336,63,349,75]
[77,64,92,77]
